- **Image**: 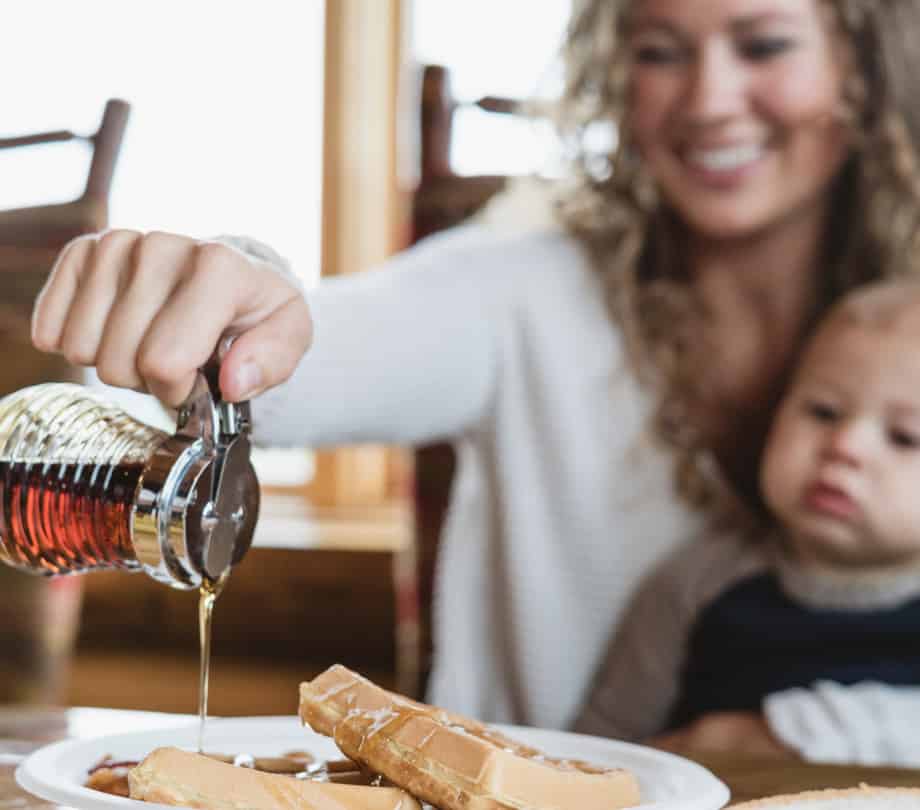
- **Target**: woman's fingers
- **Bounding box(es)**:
[31,230,312,408]
[57,230,142,369]
[136,242,313,405]
[131,244,240,406]
[31,234,99,352]
[96,233,201,397]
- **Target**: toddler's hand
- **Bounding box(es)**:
[31,230,312,407]
[649,711,795,759]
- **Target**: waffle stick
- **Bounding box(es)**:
[299,665,641,810]
[128,747,420,810]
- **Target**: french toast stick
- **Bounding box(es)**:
[129,747,420,810]
[299,665,641,810]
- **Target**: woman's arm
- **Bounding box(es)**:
[248,227,503,447]
[31,225,509,448]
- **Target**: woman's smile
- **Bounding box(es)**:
[679,140,769,188]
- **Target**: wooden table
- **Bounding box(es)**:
[0,707,196,810]
[3,708,920,808]
[688,752,920,806]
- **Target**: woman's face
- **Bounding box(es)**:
[625,0,852,239]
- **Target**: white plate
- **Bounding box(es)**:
[16,715,729,810]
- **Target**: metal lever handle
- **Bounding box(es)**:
[200,336,252,440]
[135,337,259,589]
[191,336,257,581]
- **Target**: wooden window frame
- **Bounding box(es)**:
[305,0,413,507]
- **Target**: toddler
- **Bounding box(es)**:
[575,280,920,765]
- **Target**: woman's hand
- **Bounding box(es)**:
[649,711,796,759]
[31,230,313,407]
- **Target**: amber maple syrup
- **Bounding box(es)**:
[0,460,144,574]
[197,572,229,753]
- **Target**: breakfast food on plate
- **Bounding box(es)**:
[103,664,640,809]
[129,746,420,810]
[731,786,920,808]
[299,664,642,810]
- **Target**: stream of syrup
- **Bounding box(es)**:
[198,572,229,753]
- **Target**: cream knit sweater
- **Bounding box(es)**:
[245,224,698,729]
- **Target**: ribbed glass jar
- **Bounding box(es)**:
[0,383,167,576]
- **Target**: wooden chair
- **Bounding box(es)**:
[0,98,131,346]
[411,65,515,242]
[0,99,130,706]
[410,65,522,696]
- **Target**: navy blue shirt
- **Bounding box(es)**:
[668,572,920,730]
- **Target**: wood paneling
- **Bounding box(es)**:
[321,0,410,278]
[311,0,413,509]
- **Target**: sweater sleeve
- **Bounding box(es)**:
[765,680,920,767]
[225,226,515,448]
[573,532,769,741]
[571,551,690,741]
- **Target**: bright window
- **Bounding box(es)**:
[0,1,325,487]
[0,0,324,286]
[410,0,572,177]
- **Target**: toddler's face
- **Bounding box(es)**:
[761,319,920,567]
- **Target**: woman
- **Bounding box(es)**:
[30,0,920,734]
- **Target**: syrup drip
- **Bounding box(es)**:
[198,572,229,753]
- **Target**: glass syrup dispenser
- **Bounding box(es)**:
[0,349,258,588]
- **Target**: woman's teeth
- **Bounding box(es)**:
[686,144,764,172]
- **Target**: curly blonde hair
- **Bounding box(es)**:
[555,0,920,514]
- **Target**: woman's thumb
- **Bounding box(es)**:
[219,296,313,402]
